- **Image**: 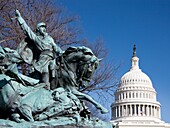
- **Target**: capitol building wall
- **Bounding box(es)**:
[110,45,170,128]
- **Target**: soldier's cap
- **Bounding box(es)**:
[36,22,46,28]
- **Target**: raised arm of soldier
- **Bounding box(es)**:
[15,10,38,42]
[15,10,63,55]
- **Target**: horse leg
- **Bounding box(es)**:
[71,88,108,114]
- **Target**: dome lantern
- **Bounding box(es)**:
[130,44,140,71]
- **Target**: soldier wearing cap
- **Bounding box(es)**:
[15,10,63,89]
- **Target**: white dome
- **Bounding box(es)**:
[121,68,153,87]
[120,52,153,88]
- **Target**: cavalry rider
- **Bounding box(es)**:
[15,10,63,89]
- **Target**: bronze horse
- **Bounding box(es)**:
[51,46,108,114]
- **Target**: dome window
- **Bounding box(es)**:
[129,93,131,98]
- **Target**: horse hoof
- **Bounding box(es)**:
[101,108,109,114]
[97,105,109,114]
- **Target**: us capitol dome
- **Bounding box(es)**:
[110,45,170,128]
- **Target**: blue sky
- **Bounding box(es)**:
[58,0,170,122]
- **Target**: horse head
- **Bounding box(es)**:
[59,46,102,89]
[72,47,102,88]
[78,55,101,83]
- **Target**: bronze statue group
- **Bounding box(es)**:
[0,10,109,127]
